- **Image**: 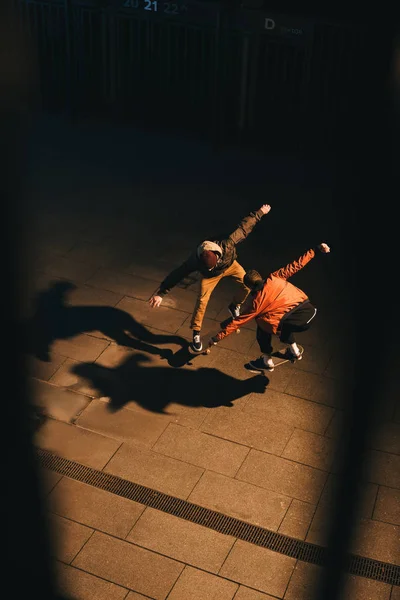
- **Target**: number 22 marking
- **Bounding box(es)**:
[164,2,178,14]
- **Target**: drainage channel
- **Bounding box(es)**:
[37,449,400,587]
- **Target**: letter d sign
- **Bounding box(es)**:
[265,18,275,30]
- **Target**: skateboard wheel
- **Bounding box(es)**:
[205,348,211,354]
[236,329,240,334]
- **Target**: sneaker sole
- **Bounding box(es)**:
[247,363,274,373]
[190,344,203,353]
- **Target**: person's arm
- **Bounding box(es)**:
[149,254,198,307]
[271,243,330,281]
[210,295,261,344]
[228,204,271,245]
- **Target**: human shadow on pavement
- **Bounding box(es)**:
[72,352,268,412]
[26,281,187,362]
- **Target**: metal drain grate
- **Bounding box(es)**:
[37,449,400,586]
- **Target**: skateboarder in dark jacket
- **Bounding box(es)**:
[149,204,272,352]
[208,242,331,371]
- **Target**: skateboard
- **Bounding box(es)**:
[245,345,304,373]
[189,317,240,356]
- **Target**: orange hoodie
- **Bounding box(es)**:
[215,248,316,340]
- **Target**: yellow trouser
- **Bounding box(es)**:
[190,260,250,331]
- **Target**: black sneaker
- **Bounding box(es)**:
[247,356,275,372]
[191,332,203,353]
[228,303,240,319]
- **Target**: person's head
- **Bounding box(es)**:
[199,250,219,271]
[244,269,264,292]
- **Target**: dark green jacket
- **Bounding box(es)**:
[157,209,265,296]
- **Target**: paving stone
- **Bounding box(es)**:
[237,449,327,504]
[28,353,67,382]
[35,232,79,255]
[324,410,344,438]
[52,333,110,362]
[48,513,93,564]
[65,282,124,307]
[152,422,249,476]
[278,499,316,540]
[319,474,379,516]
[35,419,121,469]
[115,295,189,333]
[281,429,337,471]
[95,394,210,429]
[49,358,102,396]
[31,378,91,423]
[38,466,63,496]
[373,486,400,526]
[75,399,170,447]
[370,422,400,455]
[244,389,334,434]
[364,450,400,488]
[34,253,99,283]
[219,539,295,598]
[188,470,291,530]
[55,561,128,600]
[127,509,235,573]
[166,566,239,600]
[234,587,277,600]
[86,268,159,300]
[284,370,352,408]
[66,240,133,270]
[210,347,272,384]
[339,574,392,600]
[349,518,400,564]
[200,406,294,455]
[283,561,324,600]
[126,592,154,600]
[72,531,184,600]
[123,260,176,284]
[392,584,400,599]
[104,442,203,499]
[306,475,379,545]
[48,478,145,538]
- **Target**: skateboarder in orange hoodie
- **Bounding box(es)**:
[209,242,331,372]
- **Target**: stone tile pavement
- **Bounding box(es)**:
[22,115,399,599]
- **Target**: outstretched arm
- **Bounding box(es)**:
[228,204,271,245]
[209,294,263,344]
[271,243,330,281]
[149,254,198,307]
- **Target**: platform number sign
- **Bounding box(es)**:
[122,0,182,15]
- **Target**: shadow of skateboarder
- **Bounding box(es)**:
[72,352,268,413]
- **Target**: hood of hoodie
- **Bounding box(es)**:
[197,240,223,258]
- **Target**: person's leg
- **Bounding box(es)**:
[279,303,317,359]
[222,260,250,317]
[248,326,275,371]
[190,273,223,351]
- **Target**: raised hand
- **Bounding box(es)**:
[259,204,271,215]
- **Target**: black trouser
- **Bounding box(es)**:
[256,302,317,355]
